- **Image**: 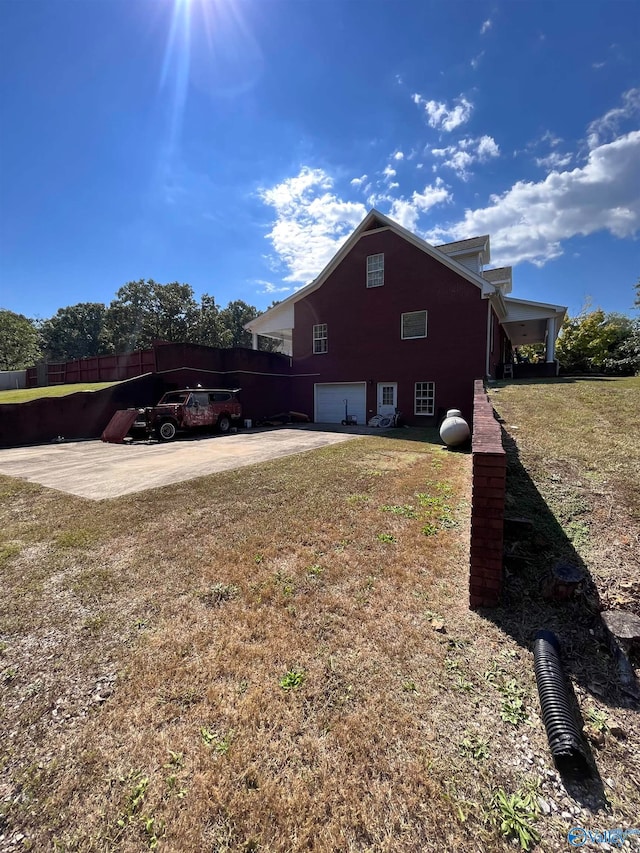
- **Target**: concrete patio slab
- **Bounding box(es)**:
[0,427,371,500]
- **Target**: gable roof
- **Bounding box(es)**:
[482,267,512,283]
[246,209,496,336]
[436,235,490,261]
[482,266,513,295]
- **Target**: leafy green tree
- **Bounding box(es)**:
[218,300,261,348]
[103,280,199,352]
[604,317,640,375]
[152,281,199,342]
[556,307,636,374]
[634,277,639,310]
[0,310,42,370]
[194,294,225,347]
[215,299,282,352]
[38,281,282,359]
[40,302,107,361]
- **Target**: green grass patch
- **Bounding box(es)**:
[54,529,99,549]
[0,542,21,564]
[0,381,120,404]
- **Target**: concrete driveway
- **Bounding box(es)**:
[0,427,372,500]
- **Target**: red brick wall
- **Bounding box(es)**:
[469,379,506,608]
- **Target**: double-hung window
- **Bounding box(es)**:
[415,382,435,416]
[313,323,328,354]
[366,253,384,287]
[401,310,427,339]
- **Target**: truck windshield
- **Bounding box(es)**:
[159,392,189,404]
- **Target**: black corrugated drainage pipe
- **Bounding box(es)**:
[533,630,590,775]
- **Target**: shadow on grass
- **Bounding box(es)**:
[477,429,639,812]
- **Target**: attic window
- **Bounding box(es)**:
[313,323,328,354]
[366,254,384,287]
[401,310,427,340]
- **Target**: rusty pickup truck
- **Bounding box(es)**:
[134,388,242,441]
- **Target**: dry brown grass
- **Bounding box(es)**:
[1,422,638,852]
[490,376,640,611]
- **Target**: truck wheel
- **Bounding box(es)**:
[156,420,177,442]
[217,414,231,434]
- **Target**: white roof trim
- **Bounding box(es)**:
[504,296,566,314]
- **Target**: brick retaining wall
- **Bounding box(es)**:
[469,379,506,608]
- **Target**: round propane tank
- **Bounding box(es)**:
[440,409,470,447]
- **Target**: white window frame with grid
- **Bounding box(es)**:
[401,310,427,339]
[414,382,435,416]
[313,323,328,354]
[381,386,394,406]
[366,253,384,288]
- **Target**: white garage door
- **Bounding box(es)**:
[315,382,367,425]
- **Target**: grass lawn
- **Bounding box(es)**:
[489,376,640,605]
[0,382,120,404]
[0,411,638,851]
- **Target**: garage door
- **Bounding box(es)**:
[315,382,367,425]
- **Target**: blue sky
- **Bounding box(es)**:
[1,0,639,322]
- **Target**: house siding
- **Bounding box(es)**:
[291,229,488,424]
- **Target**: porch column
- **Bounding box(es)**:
[545,318,556,362]
[252,332,259,351]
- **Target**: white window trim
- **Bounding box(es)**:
[381,385,395,406]
[313,323,328,354]
[414,381,435,416]
[401,310,428,340]
[366,253,384,288]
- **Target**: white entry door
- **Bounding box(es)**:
[377,382,397,416]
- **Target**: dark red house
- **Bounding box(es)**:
[245,210,566,425]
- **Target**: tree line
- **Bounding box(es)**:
[0,280,280,371]
[1,277,638,374]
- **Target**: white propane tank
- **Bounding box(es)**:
[439,408,470,447]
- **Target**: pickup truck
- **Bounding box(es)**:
[134,388,242,441]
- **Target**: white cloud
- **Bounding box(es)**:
[535,151,573,170]
[255,280,292,295]
[477,135,500,159]
[432,130,640,266]
[431,135,500,179]
[470,51,485,70]
[480,18,492,34]
[259,167,367,283]
[587,87,640,148]
[382,164,397,180]
[260,167,452,281]
[540,130,562,148]
[412,92,473,132]
[393,151,405,161]
[387,180,452,231]
[350,174,368,187]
